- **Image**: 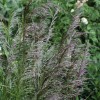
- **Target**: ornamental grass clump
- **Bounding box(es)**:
[0,0,89,100]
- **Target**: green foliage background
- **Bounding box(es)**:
[81,0,100,99]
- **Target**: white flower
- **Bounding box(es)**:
[0,46,1,51]
[81,17,88,25]
[71,9,74,13]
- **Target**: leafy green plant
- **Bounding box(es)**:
[79,0,100,99]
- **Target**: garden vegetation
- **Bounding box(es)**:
[0,0,100,100]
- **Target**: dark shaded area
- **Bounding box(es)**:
[87,0,96,7]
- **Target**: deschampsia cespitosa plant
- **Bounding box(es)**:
[0,0,89,100]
